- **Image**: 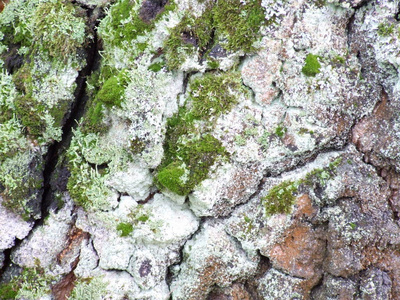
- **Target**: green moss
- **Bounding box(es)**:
[189,72,244,119]
[207,59,220,69]
[0,281,18,300]
[275,125,286,138]
[155,72,247,194]
[302,54,321,77]
[14,95,46,138]
[157,161,187,195]
[116,222,133,237]
[0,262,54,300]
[148,61,165,72]
[262,180,297,215]
[104,0,176,50]
[300,157,342,187]
[213,0,266,52]
[164,0,266,69]
[0,152,43,221]
[32,1,87,59]
[108,0,152,47]
[164,9,214,70]
[157,135,227,195]
[377,22,394,37]
[95,71,128,108]
[82,70,128,134]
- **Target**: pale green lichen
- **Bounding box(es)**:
[0,261,55,300]
[69,277,108,300]
[66,129,114,210]
[0,151,43,220]
[0,0,88,60]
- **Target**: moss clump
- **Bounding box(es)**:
[213,0,266,52]
[163,0,266,69]
[148,61,165,72]
[103,0,176,49]
[0,281,18,300]
[83,70,129,133]
[157,134,226,195]
[164,9,214,70]
[0,262,54,300]
[156,72,247,195]
[189,72,244,119]
[275,125,286,138]
[0,151,43,221]
[32,1,87,59]
[262,181,297,215]
[108,0,151,47]
[157,161,187,195]
[116,222,133,237]
[300,157,342,186]
[302,54,321,77]
[377,22,394,37]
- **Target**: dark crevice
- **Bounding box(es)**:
[41,5,100,219]
[181,71,197,95]
[0,4,103,282]
[346,10,356,50]
[165,216,206,287]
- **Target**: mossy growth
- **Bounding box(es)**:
[0,151,43,221]
[189,72,244,119]
[0,0,87,61]
[163,0,266,69]
[82,69,129,134]
[213,0,266,52]
[116,222,133,237]
[275,125,286,138]
[0,280,18,300]
[377,22,394,37]
[300,157,342,187]
[0,261,54,300]
[302,54,321,77]
[156,72,245,195]
[262,180,297,216]
[148,61,165,72]
[157,134,227,195]
[103,0,176,49]
[32,0,87,60]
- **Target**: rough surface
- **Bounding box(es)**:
[1,0,400,299]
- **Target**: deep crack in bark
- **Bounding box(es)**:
[0,2,102,283]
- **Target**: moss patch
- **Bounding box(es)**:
[189,72,243,119]
[163,0,267,69]
[82,69,129,134]
[116,222,133,237]
[156,72,246,195]
[102,0,176,50]
[0,262,54,300]
[302,54,321,77]
[262,180,297,215]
